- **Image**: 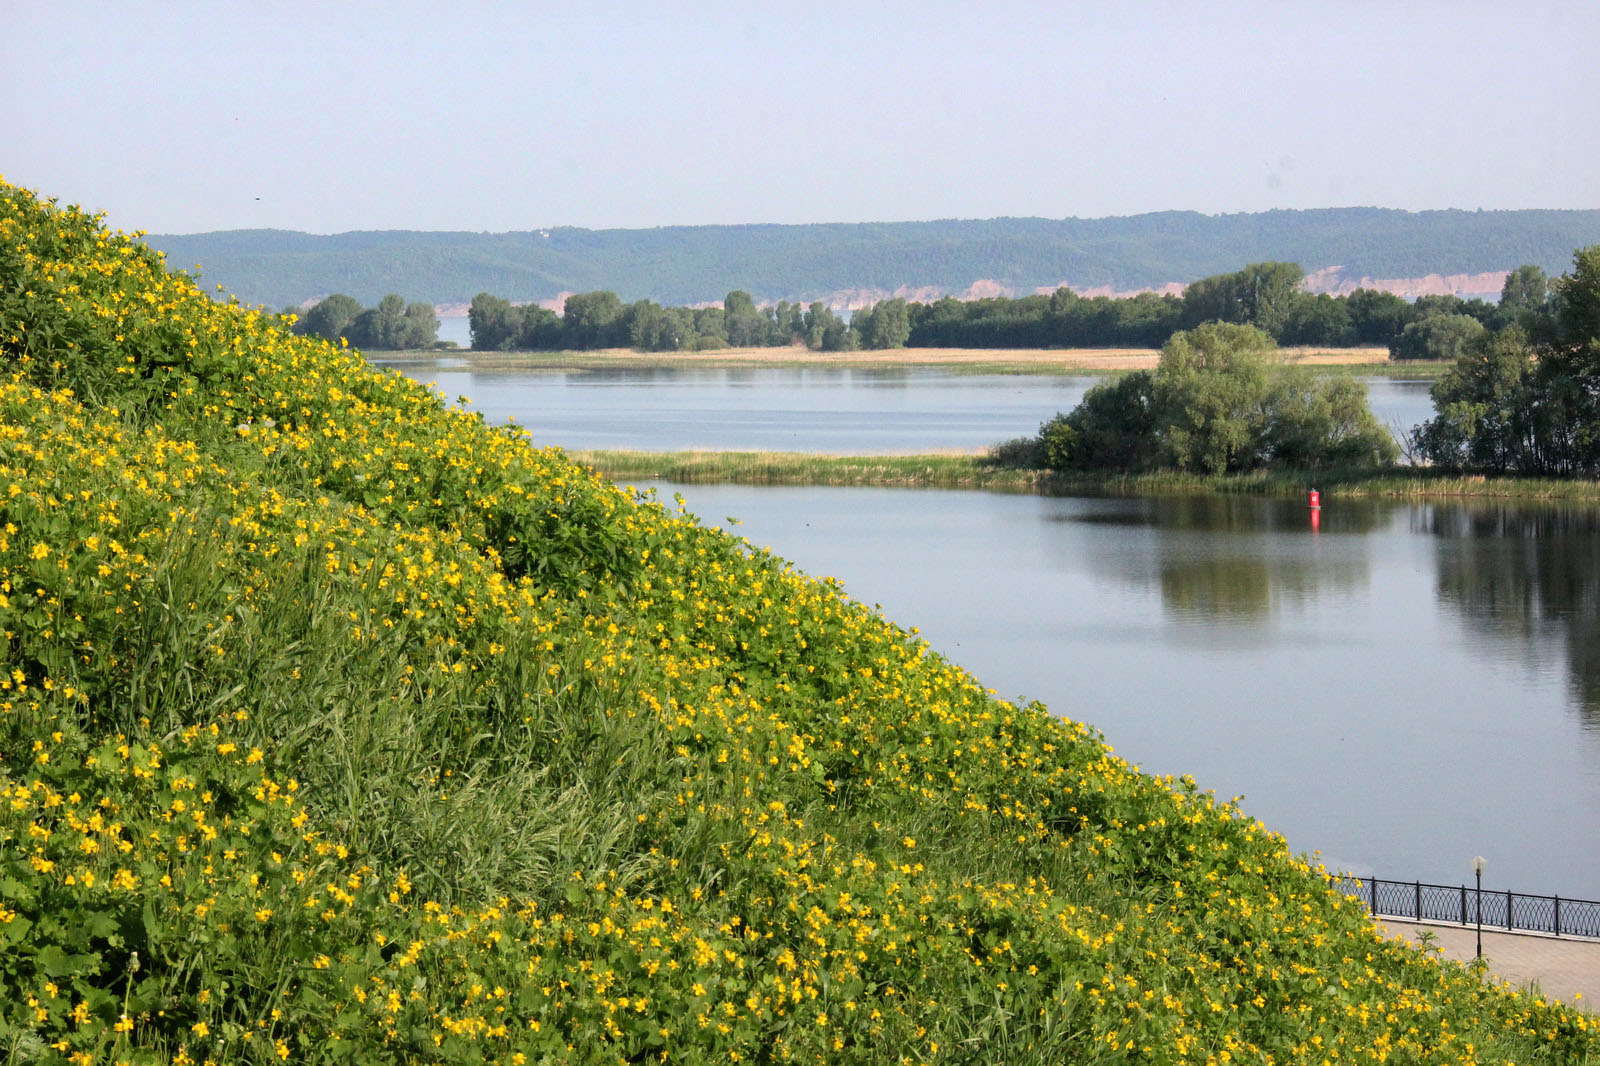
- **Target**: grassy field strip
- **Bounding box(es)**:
[577,449,1600,501]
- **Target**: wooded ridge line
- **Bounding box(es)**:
[144,206,1600,310]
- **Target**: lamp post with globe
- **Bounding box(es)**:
[1472,856,1488,959]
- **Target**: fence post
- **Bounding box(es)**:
[1460,885,1466,926]
[1371,878,1377,915]
[1555,896,1561,937]
[1415,881,1422,921]
[1506,890,1513,930]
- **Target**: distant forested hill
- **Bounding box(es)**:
[146,207,1600,309]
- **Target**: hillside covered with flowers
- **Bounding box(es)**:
[1,180,1594,1065]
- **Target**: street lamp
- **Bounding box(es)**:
[1472,856,1488,959]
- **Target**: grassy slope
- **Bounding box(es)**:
[1,182,1594,1066]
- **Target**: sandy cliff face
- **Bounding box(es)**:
[1299,266,1507,300]
[812,268,1509,311]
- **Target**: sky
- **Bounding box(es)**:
[5,0,1599,236]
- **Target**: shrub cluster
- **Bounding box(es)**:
[1,181,1594,1064]
[1033,324,1399,475]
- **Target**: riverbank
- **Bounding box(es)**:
[576,449,1600,502]
[380,344,1437,377]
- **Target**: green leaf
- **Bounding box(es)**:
[82,909,121,939]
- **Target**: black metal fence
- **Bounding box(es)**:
[1329,875,1600,940]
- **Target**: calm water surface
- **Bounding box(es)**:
[384,359,1437,454]
[378,360,1596,895]
[645,484,1600,897]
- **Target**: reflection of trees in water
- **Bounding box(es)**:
[1425,504,1600,722]
[1146,495,1387,536]
[1157,553,1370,619]
[1070,494,1387,535]
[1065,495,1378,623]
[1159,556,1273,617]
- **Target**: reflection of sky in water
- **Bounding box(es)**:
[642,482,1600,897]
[374,360,1437,455]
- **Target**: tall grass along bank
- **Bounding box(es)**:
[1,180,1595,1064]
[578,449,1600,503]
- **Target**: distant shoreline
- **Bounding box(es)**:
[374,345,1443,378]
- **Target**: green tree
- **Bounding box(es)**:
[623,299,668,351]
[858,298,911,349]
[1262,370,1398,468]
[1554,245,1600,345]
[1345,288,1411,346]
[468,292,518,350]
[515,304,562,349]
[298,293,362,343]
[772,301,807,344]
[562,291,625,349]
[1543,245,1600,472]
[1036,322,1395,474]
[1181,262,1304,338]
[1415,327,1540,472]
[344,294,411,349]
[1180,272,1240,329]
[690,306,728,349]
[1500,265,1550,317]
[1154,322,1277,473]
[1411,294,1468,321]
[803,302,848,350]
[1279,293,1354,346]
[1389,313,1485,361]
[659,306,698,351]
[400,301,439,349]
[1237,262,1306,338]
[1415,247,1600,476]
[1044,371,1158,471]
[723,290,763,347]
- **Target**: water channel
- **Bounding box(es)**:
[391,359,1437,455]
[378,359,1600,897]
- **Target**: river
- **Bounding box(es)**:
[376,359,1600,897]
[388,360,1436,454]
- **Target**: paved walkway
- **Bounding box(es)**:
[1376,917,1600,1009]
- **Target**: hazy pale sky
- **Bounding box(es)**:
[5,0,1598,235]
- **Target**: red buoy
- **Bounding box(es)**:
[1309,489,1321,510]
